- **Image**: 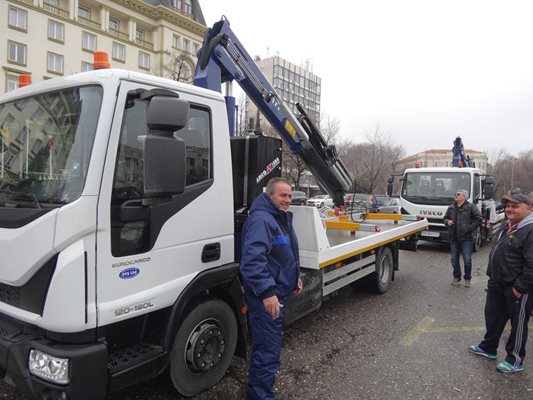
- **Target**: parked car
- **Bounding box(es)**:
[376,197,401,214]
[374,194,389,208]
[291,190,308,206]
[344,193,377,212]
[307,194,334,208]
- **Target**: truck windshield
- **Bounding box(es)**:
[402,172,471,205]
[0,86,102,210]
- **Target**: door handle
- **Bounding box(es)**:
[202,243,220,263]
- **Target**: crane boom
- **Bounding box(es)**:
[194,17,352,206]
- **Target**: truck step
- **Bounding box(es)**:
[108,343,164,374]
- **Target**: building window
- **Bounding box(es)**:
[172,34,180,48]
[184,0,192,14]
[193,43,199,56]
[180,63,191,81]
[47,52,64,74]
[46,0,59,6]
[82,31,97,52]
[48,20,64,42]
[138,51,150,69]
[136,28,145,41]
[81,62,93,72]
[8,41,26,65]
[109,17,119,31]
[171,0,182,9]
[112,42,125,62]
[78,6,90,19]
[182,38,190,52]
[16,126,28,145]
[30,139,43,155]
[9,6,27,31]
[6,75,19,92]
[1,114,15,131]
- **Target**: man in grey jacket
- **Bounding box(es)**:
[443,189,482,287]
[468,193,533,373]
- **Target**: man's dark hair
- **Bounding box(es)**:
[265,177,291,194]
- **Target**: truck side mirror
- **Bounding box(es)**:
[144,96,189,197]
[386,176,394,196]
[482,176,495,200]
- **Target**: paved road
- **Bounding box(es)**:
[2,242,533,399]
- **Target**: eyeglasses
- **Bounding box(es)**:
[455,193,462,197]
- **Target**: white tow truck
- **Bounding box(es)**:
[388,156,503,250]
[0,17,427,400]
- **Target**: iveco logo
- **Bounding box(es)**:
[420,210,443,216]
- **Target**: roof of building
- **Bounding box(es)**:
[398,149,484,163]
[143,0,206,24]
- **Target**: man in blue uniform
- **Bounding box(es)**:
[241,177,303,400]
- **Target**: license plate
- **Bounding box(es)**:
[421,230,440,238]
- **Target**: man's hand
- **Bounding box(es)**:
[513,287,523,299]
[295,278,303,295]
[263,295,283,319]
[447,220,454,227]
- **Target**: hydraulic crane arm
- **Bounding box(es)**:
[194,17,352,206]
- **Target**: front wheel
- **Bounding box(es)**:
[169,300,237,397]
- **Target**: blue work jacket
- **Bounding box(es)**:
[240,193,300,300]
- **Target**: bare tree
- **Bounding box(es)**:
[339,126,405,194]
[156,49,195,83]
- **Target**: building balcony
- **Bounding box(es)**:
[109,28,129,41]
[135,38,154,51]
[43,1,70,19]
[78,16,100,30]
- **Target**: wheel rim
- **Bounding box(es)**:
[379,252,392,284]
[184,319,226,374]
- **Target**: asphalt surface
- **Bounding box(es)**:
[2,242,533,399]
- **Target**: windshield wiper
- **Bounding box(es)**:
[0,192,42,209]
[406,195,430,201]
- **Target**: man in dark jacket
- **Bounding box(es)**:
[468,193,533,373]
[443,189,482,287]
[240,177,303,400]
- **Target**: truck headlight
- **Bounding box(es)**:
[28,349,69,384]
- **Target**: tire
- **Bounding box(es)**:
[368,246,394,294]
[169,300,237,397]
[473,228,482,252]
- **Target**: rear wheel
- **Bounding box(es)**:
[169,300,237,397]
[353,246,394,293]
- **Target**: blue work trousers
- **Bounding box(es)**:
[450,240,473,280]
[245,294,285,400]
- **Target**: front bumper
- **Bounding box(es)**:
[0,316,107,400]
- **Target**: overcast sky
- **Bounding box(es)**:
[199,0,533,158]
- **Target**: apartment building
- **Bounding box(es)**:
[2,0,207,92]
[246,55,322,132]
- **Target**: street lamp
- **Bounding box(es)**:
[511,157,517,189]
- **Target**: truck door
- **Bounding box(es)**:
[95,81,234,327]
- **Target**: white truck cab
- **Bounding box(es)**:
[391,166,503,249]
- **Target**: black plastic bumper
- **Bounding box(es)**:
[0,317,107,400]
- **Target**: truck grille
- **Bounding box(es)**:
[0,285,20,308]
